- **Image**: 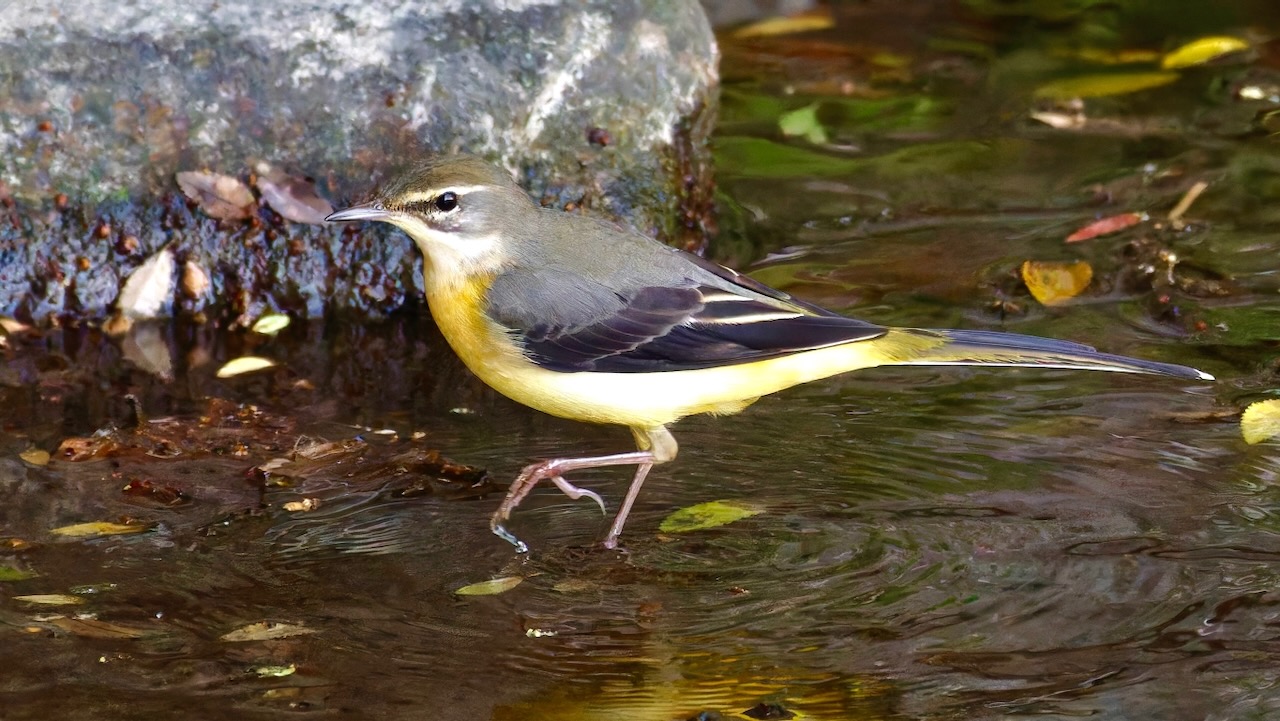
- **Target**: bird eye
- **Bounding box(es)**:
[435,192,458,212]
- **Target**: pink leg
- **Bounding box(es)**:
[490,451,655,553]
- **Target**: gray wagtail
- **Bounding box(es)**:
[326,155,1213,552]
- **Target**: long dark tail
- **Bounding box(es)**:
[881,328,1213,381]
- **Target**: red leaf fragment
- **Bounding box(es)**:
[1065,212,1145,243]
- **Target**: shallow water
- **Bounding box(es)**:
[5,2,1280,719]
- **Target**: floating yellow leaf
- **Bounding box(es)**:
[732,9,834,38]
[19,448,50,466]
[51,521,149,538]
[220,621,317,642]
[216,356,277,378]
[1020,260,1093,307]
[1242,400,1280,445]
[14,594,84,606]
[1162,36,1249,70]
[659,500,763,534]
[454,576,523,596]
[1034,72,1179,99]
[251,313,291,336]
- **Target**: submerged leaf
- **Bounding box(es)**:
[48,617,147,639]
[1034,72,1179,99]
[117,248,175,320]
[1162,36,1249,70]
[176,171,255,220]
[0,565,38,581]
[659,500,763,533]
[216,356,277,378]
[778,103,829,144]
[1242,400,1280,445]
[454,576,523,596]
[14,594,84,606]
[221,621,317,642]
[1020,260,1093,306]
[51,521,149,538]
[1065,212,1145,243]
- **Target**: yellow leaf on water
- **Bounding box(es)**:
[251,313,291,336]
[454,576,523,596]
[732,9,834,38]
[221,621,317,642]
[14,594,84,606]
[1034,72,1179,99]
[1242,399,1280,445]
[1162,36,1250,70]
[51,521,149,538]
[1020,260,1093,306]
[19,448,50,466]
[216,356,277,378]
[659,500,763,534]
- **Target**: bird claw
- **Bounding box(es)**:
[491,522,529,554]
[548,475,607,516]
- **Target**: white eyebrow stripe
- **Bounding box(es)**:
[398,185,495,204]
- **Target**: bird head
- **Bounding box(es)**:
[326,155,535,280]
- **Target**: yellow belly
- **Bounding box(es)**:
[425,276,932,430]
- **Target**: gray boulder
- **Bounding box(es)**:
[0,0,719,321]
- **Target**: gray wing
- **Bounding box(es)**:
[484,257,886,374]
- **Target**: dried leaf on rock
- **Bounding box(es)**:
[1020,260,1093,306]
[176,170,255,221]
[1242,399,1280,445]
[1065,212,1145,243]
[255,165,333,225]
[117,248,174,320]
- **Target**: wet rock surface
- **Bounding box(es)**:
[0,0,720,321]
